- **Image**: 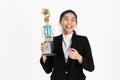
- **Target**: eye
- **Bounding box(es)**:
[64,18,68,20]
[71,19,75,21]
[71,19,76,22]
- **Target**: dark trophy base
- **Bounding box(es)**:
[42,41,55,56]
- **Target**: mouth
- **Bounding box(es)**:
[66,25,72,29]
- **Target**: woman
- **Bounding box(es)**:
[40,10,95,80]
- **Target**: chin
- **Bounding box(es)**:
[66,31,73,34]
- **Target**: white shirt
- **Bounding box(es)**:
[62,32,73,63]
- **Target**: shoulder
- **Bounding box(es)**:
[54,35,61,38]
[54,34,62,38]
[75,35,91,47]
[75,34,88,40]
[73,34,90,44]
[53,34,62,41]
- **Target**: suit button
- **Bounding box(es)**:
[65,71,68,74]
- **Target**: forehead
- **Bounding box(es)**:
[63,12,76,18]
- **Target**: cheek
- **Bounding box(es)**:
[61,22,66,27]
[74,23,77,27]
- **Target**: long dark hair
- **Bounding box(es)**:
[59,10,78,23]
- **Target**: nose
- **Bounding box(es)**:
[67,20,72,24]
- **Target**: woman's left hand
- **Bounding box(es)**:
[69,48,83,63]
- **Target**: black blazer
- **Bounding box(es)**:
[40,32,95,80]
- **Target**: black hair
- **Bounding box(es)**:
[59,10,77,23]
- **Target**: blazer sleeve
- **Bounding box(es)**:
[82,36,95,72]
[40,56,53,74]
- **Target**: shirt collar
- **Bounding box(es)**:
[62,32,73,42]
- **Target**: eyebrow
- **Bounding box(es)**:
[63,16,76,19]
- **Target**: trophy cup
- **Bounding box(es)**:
[41,8,55,56]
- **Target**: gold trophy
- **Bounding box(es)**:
[41,8,55,56]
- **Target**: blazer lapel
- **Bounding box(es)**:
[57,34,66,68]
[67,32,77,65]
[71,32,77,49]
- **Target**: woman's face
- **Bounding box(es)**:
[59,12,77,34]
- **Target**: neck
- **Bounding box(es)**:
[63,31,73,35]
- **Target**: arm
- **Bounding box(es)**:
[40,42,53,74]
[40,56,53,74]
[81,37,95,72]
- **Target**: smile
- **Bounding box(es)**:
[66,25,72,28]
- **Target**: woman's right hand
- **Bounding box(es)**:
[40,42,47,52]
[40,42,47,63]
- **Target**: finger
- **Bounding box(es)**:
[69,53,73,58]
[41,43,47,48]
[69,54,74,59]
[40,46,43,50]
[69,51,75,55]
[70,48,77,52]
[69,52,74,57]
[41,44,47,52]
[41,45,44,50]
[69,48,74,52]
[69,50,72,53]
[41,41,46,45]
[41,42,44,45]
[41,43,43,45]
[44,44,47,48]
[41,48,44,52]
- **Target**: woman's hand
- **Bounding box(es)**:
[40,42,47,63]
[69,48,83,64]
[40,42,47,52]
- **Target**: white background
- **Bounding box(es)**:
[0,0,120,80]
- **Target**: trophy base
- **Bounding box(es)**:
[42,53,56,56]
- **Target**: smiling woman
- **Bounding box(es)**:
[40,10,95,80]
[59,10,77,35]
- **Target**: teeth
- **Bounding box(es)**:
[66,25,72,28]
